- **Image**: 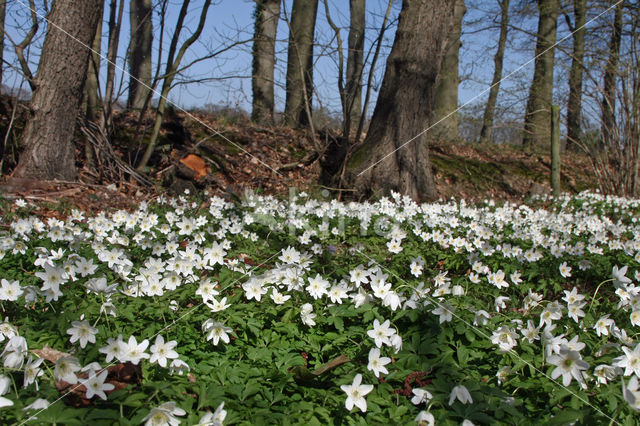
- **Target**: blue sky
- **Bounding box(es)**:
[2,0,612,133]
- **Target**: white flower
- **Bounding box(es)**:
[612,265,632,288]
[54,356,81,384]
[99,335,125,363]
[306,274,329,299]
[23,398,50,411]
[367,348,391,378]
[593,364,618,385]
[558,261,572,278]
[547,346,589,387]
[449,384,473,405]
[0,279,23,301]
[122,335,150,364]
[199,401,226,425]
[494,296,509,312]
[1,335,27,369]
[82,369,114,400]
[496,366,512,385]
[0,374,13,408]
[622,376,640,411]
[66,320,98,349]
[150,335,179,368]
[340,373,373,412]
[367,319,394,348]
[490,326,519,352]
[593,314,614,337]
[411,388,433,405]
[270,289,291,305]
[204,297,231,313]
[414,411,435,426]
[432,302,454,323]
[202,320,233,345]
[142,401,186,426]
[300,303,316,327]
[613,343,640,377]
[169,359,190,375]
[473,310,490,326]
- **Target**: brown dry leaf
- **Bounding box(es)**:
[31,345,72,364]
[180,154,207,179]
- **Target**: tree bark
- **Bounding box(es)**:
[128,0,153,110]
[565,0,585,150]
[85,18,103,122]
[345,0,365,135]
[600,0,623,148]
[344,0,454,201]
[522,0,558,148]
[251,0,281,125]
[84,17,103,170]
[479,0,509,143]
[432,0,465,141]
[0,0,6,89]
[12,0,103,181]
[284,0,319,128]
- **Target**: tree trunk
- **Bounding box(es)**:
[85,18,103,122]
[344,0,454,201]
[12,0,103,181]
[522,0,558,148]
[0,0,6,88]
[565,0,585,150]
[479,0,509,143]
[345,0,365,135]
[128,0,153,110]
[251,0,281,125]
[84,17,103,170]
[284,0,319,128]
[601,0,623,148]
[432,0,465,141]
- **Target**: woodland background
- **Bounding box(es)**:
[0,0,637,202]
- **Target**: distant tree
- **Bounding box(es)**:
[600,0,623,148]
[432,0,466,140]
[344,0,454,201]
[83,16,103,170]
[284,0,319,128]
[0,0,6,88]
[522,0,559,148]
[12,0,103,181]
[128,0,153,110]
[136,0,212,171]
[251,0,281,125]
[565,0,586,150]
[479,0,510,143]
[345,0,365,135]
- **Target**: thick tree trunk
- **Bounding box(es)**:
[432,0,465,140]
[344,0,454,201]
[0,0,6,88]
[566,0,585,150]
[128,0,153,110]
[522,0,558,148]
[345,0,365,135]
[12,0,103,181]
[284,0,319,128]
[251,0,281,125]
[601,0,623,148]
[479,0,509,143]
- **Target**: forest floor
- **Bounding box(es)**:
[0,101,599,216]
